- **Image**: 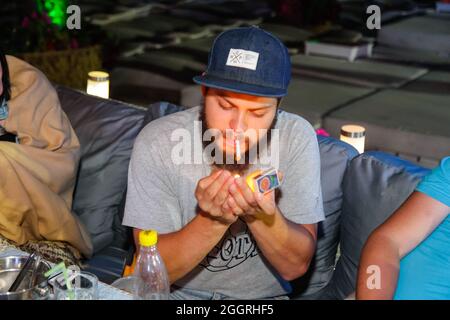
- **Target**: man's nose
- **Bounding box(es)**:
[229,111,247,133]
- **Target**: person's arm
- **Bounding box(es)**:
[133,170,238,283]
[356,191,449,299]
[224,121,323,280]
[133,213,228,284]
[247,217,317,281]
[124,126,240,284]
[224,176,317,280]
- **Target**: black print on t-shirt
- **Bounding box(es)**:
[200,220,259,272]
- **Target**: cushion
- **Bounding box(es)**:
[323,89,450,165]
[116,50,206,84]
[401,71,450,96]
[282,77,374,127]
[104,14,200,40]
[291,136,358,299]
[372,44,450,68]
[144,101,187,124]
[260,23,312,53]
[323,151,430,299]
[291,54,427,89]
[377,14,450,54]
[56,86,146,253]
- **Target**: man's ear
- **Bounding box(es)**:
[201,85,208,97]
[277,97,282,108]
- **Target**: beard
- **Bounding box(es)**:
[199,104,278,175]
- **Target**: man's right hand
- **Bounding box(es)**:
[195,169,238,225]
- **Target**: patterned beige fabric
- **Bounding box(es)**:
[0,234,80,267]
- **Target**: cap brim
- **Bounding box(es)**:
[193,74,287,98]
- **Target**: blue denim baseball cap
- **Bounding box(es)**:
[193,26,291,97]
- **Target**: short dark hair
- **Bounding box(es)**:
[0,49,11,101]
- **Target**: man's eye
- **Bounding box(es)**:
[220,104,232,110]
[252,111,266,117]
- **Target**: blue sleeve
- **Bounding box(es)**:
[416,156,450,207]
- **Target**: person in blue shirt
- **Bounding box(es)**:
[357,156,450,299]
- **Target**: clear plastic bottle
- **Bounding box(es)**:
[133,230,170,300]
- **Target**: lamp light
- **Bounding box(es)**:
[340,125,365,154]
[86,71,109,99]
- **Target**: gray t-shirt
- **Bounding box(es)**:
[123,106,324,299]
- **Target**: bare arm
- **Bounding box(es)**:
[133,212,228,284]
[134,170,238,283]
[356,191,449,299]
[245,210,317,281]
[226,177,317,281]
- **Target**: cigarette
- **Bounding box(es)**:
[235,139,241,161]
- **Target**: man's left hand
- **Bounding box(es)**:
[225,177,277,218]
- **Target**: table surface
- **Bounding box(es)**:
[0,245,133,300]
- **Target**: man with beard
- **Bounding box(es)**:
[123,27,324,299]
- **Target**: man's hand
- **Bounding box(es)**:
[195,169,238,225]
[225,175,279,219]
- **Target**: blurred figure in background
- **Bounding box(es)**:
[0,50,92,265]
[273,0,341,28]
[357,156,450,300]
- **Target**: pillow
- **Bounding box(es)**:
[291,136,358,299]
[324,151,430,299]
[56,86,146,253]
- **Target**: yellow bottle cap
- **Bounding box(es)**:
[139,230,158,247]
